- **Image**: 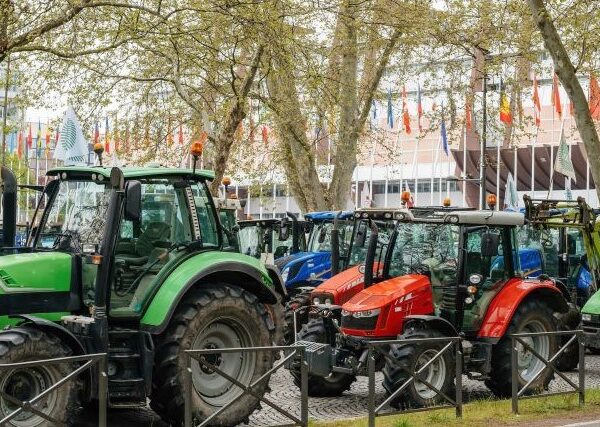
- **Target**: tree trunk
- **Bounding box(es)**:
[528,0,600,199]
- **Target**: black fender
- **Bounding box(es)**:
[402,315,459,337]
[265,263,288,301]
[12,314,86,355]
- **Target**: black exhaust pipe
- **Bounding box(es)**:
[363,220,379,288]
[330,211,342,276]
[1,167,17,247]
[286,211,300,253]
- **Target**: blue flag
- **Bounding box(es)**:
[387,89,394,129]
[441,113,449,156]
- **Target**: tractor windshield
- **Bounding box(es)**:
[388,222,460,283]
[347,219,394,268]
[307,222,353,254]
[239,225,262,258]
[36,180,111,252]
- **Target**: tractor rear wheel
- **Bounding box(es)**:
[150,284,274,426]
[0,326,79,427]
[290,319,356,396]
[382,326,455,409]
[283,290,312,344]
[555,305,581,372]
[485,298,557,397]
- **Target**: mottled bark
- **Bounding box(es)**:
[528,0,600,199]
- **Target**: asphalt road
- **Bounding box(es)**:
[75,352,600,426]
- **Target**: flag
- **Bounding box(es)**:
[417,83,423,132]
[36,120,42,157]
[360,181,371,208]
[27,123,32,149]
[104,117,110,154]
[45,126,51,158]
[589,74,600,120]
[262,125,268,144]
[402,86,411,134]
[17,131,23,160]
[178,123,184,145]
[552,73,562,119]
[554,126,576,182]
[387,88,394,129]
[532,75,541,128]
[114,118,120,152]
[441,109,449,156]
[54,106,89,165]
[55,126,60,149]
[499,81,512,124]
[465,95,472,131]
[93,122,99,147]
[504,172,519,209]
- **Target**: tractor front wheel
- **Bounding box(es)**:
[150,284,274,426]
[382,326,455,409]
[0,326,79,427]
[283,290,313,344]
[290,319,356,396]
[485,298,557,397]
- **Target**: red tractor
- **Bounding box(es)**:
[289,208,570,407]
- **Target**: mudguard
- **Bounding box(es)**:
[265,263,288,300]
[403,315,459,337]
[477,278,569,339]
[140,251,277,334]
[12,314,86,355]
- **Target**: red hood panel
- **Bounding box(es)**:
[311,263,381,305]
[343,274,431,312]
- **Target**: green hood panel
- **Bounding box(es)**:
[0,252,72,293]
[583,291,600,315]
[140,251,273,329]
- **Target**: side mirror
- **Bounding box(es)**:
[124,180,142,222]
[481,232,499,257]
[279,218,290,241]
[318,226,327,244]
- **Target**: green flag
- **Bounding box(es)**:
[554,127,576,182]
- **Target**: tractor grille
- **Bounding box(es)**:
[341,314,378,330]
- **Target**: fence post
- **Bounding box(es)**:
[455,339,462,418]
[511,336,519,415]
[367,346,376,427]
[184,352,193,427]
[578,331,585,407]
[299,346,309,427]
[98,355,107,427]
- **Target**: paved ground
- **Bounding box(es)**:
[78,353,600,426]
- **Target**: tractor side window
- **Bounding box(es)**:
[193,183,219,247]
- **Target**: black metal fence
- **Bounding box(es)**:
[0,352,107,427]
[184,345,308,427]
[366,337,463,427]
[510,330,585,414]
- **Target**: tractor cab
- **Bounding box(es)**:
[213,194,241,252]
[238,213,307,262]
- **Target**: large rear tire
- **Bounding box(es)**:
[290,319,356,396]
[150,284,274,426]
[382,327,455,409]
[485,298,558,397]
[555,305,581,372]
[0,326,79,427]
[283,290,312,344]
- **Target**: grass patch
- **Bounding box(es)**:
[312,389,600,427]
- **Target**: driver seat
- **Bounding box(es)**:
[119,221,171,266]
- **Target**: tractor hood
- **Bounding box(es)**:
[342,274,431,312]
[275,251,309,271]
[311,264,368,305]
[0,252,72,293]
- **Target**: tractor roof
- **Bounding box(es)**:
[353,208,524,226]
[47,166,215,181]
[304,211,354,221]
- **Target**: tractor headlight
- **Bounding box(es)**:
[312,297,320,305]
[281,267,289,283]
[324,297,332,305]
[344,308,380,318]
[583,313,592,322]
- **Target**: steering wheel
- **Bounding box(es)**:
[541,237,554,249]
[54,230,82,253]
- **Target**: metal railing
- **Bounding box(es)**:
[184,345,308,427]
[511,330,585,414]
[0,352,107,427]
[366,336,463,427]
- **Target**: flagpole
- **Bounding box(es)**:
[369,136,375,201]
[462,127,467,207]
[411,137,418,204]
[430,140,437,205]
[531,127,538,198]
[548,115,565,199]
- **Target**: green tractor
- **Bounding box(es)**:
[0,166,286,426]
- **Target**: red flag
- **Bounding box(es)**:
[178,124,184,145]
[465,96,472,131]
[402,86,411,134]
[532,75,541,128]
[499,82,512,124]
[104,117,110,154]
[589,74,600,120]
[55,127,60,148]
[17,131,23,160]
[27,124,32,149]
[45,128,51,157]
[94,123,99,145]
[262,125,268,144]
[552,73,562,119]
